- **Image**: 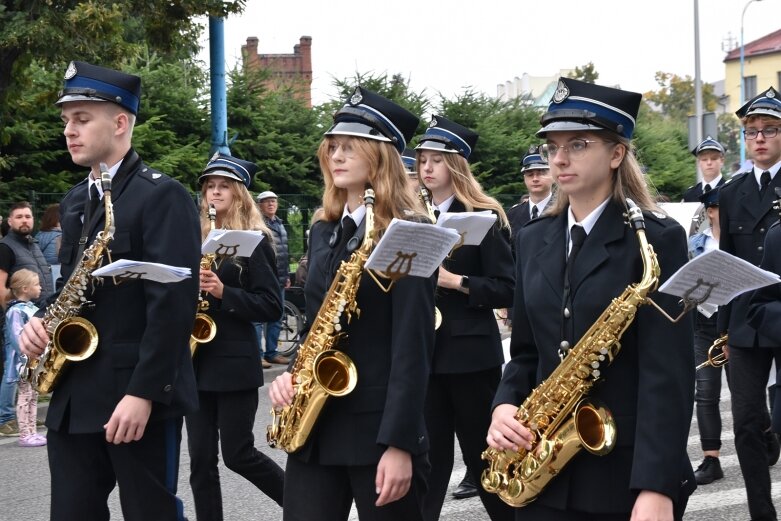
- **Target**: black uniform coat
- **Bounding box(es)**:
[293,217,437,465]
[494,201,696,514]
[192,239,282,391]
[46,149,201,433]
[432,200,514,374]
[718,169,781,347]
[682,177,726,202]
[748,223,781,344]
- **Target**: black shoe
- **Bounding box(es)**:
[694,456,724,485]
[452,471,479,500]
[766,430,780,466]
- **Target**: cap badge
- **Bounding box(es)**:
[429,117,438,128]
[210,151,220,162]
[767,89,776,99]
[528,144,538,154]
[350,88,363,105]
[552,80,570,103]
[64,61,77,80]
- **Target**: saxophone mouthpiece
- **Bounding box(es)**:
[208,203,217,221]
[624,198,645,231]
[99,162,112,193]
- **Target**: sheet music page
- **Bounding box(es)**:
[435,211,497,246]
[366,219,460,277]
[658,249,780,306]
[92,259,191,283]
[202,230,264,257]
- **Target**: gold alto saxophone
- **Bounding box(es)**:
[418,186,443,330]
[266,188,376,453]
[481,199,660,507]
[21,163,115,394]
[190,203,218,356]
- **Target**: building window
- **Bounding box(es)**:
[744,75,757,99]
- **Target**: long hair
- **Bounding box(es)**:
[9,268,38,299]
[317,137,427,235]
[39,204,60,231]
[199,179,271,239]
[547,133,659,216]
[421,152,509,228]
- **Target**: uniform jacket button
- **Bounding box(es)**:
[163,384,173,392]
[738,225,743,230]
[758,246,764,252]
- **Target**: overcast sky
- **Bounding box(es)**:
[198,0,781,108]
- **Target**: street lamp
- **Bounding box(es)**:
[740,0,764,164]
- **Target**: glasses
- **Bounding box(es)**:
[327,140,357,158]
[540,139,607,162]
[743,127,781,140]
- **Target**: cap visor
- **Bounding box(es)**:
[522,164,549,173]
[199,170,244,185]
[414,140,460,153]
[55,94,109,106]
[536,121,604,137]
[325,121,392,142]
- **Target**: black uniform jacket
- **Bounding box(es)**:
[45,149,201,434]
[748,223,781,344]
[293,217,436,466]
[681,177,725,202]
[192,239,282,392]
[494,201,695,514]
[508,197,554,251]
[718,170,781,346]
[433,200,514,374]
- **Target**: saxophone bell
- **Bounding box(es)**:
[190,204,218,357]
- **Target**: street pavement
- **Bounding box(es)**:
[0,362,777,519]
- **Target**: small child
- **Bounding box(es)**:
[4,269,45,447]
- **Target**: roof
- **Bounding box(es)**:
[724,28,781,62]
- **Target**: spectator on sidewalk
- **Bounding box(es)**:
[35,203,63,284]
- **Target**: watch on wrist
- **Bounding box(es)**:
[460,276,470,290]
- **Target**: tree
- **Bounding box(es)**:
[644,72,718,121]
[568,62,599,84]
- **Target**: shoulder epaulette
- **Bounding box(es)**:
[137,165,167,184]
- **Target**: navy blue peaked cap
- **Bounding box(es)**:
[326,87,419,153]
[55,61,141,115]
[401,147,416,173]
[692,136,725,156]
[736,87,781,120]
[537,77,642,139]
[698,186,721,208]
[521,145,548,173]
[416,116,478,159]
[199,152,257,188]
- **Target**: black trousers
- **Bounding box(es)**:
[422,367,514,521]
[693,312,723,452]
[282,452,429,521]
[516,502,685,521]
[728,345,781,521]
[48,417,186,521]
[185,389,284,521]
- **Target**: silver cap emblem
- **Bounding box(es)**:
[552,80,570,103]
[767,89,776,99]
[64,61,77,80]
[429,117,438,128]
[350,88,362,105]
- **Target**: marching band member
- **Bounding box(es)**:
[682,137,726,203]
[487,78,695,521]
[268,87,436,521]
[186,153,284,520]
[416,116,515,521]
[20,61,200,521]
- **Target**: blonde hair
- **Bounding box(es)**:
[199,178,271,239]
[419,152,509,228]
[547,133,659,216]
[9,269,39,299]
[317,137,427,235]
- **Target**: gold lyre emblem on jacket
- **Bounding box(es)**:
[21,164,116,394]
[480,199,661,507]
[266,188,376,453]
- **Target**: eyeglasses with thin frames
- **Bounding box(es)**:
[743,127,781,140]
[540,139,608,162]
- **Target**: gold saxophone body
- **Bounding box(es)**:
[190,204,217,356]
[481,199,661,507]
[21,164,115,394]
[266,188,376,453]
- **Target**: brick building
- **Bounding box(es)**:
[242,36,313,107]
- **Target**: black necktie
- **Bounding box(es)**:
[531,205,539,219]
[703,184,712,193]
[87,183,100,221]
[567,225,587,283]
[434,209,441,220]
[760,171,772,197]
[330,217,357,274]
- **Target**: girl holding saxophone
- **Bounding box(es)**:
[187,154,284,519]
[486,78,695,521]
[268,87,436,521]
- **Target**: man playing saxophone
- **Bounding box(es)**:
[486,78,695,521]
[19,61,200,521]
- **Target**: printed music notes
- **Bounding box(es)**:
[366,219,461,278]
[202,230,265,257]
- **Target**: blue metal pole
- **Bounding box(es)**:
[209,16,230,156]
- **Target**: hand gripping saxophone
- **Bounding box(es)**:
[190,203,217,356]
[21,163,116,394]
[481,199,661,507]
[266,188,375,453]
